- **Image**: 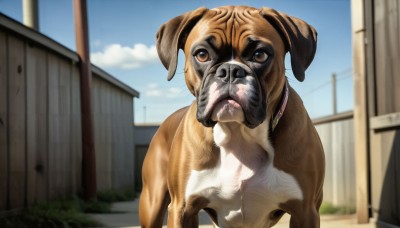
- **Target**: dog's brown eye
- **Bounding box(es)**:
[253,51,268,63]
[195,50,210,62]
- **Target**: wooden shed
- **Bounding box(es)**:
[0,12,139,212]
[133,124,159,193]
[352,0,400,226]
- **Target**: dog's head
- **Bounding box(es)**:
[156,6,317,128]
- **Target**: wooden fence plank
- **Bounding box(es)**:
[103,82,111,190]
[374,0,387,115]
[71,65,81,193]
[333,119,356,207]
[123,93,134,188]
[26,45,48,204]
[93,78,118,191]
[48,54,61,200]
[0,31,8,210]
[113,90,122,188]
[104,83,113,190]
[115,91,124,187]
[8,36,26,209]
[370,130,382,214]
[370,112,400,130]
[390,0,400,112]
[92,77,103,190]
[26,44,37,206]
[375,0,400,115]
[352,0,370,222]
[315,124,333,203]
[343,120,356,206]
[59,58,72,196]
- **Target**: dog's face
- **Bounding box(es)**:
[157,6,317,128]
[184,7,287,128]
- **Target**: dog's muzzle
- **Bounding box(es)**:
[196,62,266,128]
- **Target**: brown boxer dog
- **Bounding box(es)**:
[139,6,324,228]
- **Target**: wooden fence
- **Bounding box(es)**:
[313,111,355,209]
[352,0,400,224]
[0,13,139,212]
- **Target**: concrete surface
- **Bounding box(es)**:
[88,197,377,227]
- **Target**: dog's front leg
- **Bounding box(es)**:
[139,184,169,227]
[289,206,320,228]
[167,201,182,228]
[167,200,200,228]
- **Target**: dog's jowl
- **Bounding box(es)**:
[140,6,324,228]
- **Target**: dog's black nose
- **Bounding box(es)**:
[216,63,246,82]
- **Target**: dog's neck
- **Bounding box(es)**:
[271,79,289,131]
[212,79,289,159]
[213,120,274,163]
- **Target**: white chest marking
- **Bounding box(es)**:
[185,122,303,227]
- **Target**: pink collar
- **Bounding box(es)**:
[271,80,289,131]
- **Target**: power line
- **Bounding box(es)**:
[336,68,352,76]
[302,80,332,97]
[337,74,352,82]
[302,69,352,97]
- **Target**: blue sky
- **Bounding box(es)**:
[0,0,353,124]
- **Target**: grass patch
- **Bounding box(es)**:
[97,188,135,203]
[82,200,111,213]
[0,197,102,228]
[319,202,356,215]
[0,189,135,227]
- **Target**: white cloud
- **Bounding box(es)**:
[166,87,183,98]
[145,84,184,99]
[91,43,159,69]
[92,40,102,47]
[146,83,162,97]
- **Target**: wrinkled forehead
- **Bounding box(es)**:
[185,6,284,53]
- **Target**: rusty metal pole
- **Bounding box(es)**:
[73,0,97,201]
[332,73,337,115]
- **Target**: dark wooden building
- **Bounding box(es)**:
[0,13,139,213]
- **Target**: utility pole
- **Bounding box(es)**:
[332,73,337,115]
[22,0,39,30]
[73,0,97,201]
[143,106,146,123]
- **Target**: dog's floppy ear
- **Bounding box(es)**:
[156,7,208,81]
[260,7,317,82]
